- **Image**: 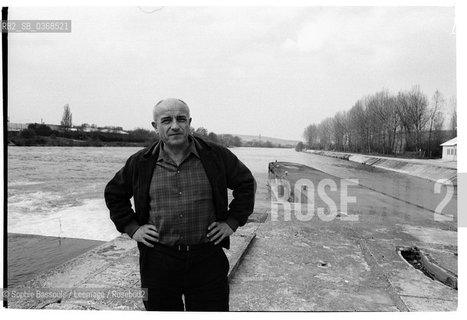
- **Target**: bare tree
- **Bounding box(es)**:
[427,90,445,157]
[407,86,429,153]
[395,91,411,151]
[449,96,457,138]
[369,90,399,154]
[303,124,318,148]
[385,95,400,154]
[318,117,334,150]
[333,111,348,151]
[395,86,429,153]
[303,86,442,157]
[61,104,73,131]
[432,111,445,157]
[348,99,369,153]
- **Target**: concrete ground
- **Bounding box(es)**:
[229,161,457,311]
[282,152,457,220]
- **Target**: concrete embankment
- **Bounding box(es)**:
[229,162,457,311]
[306,150,457,185]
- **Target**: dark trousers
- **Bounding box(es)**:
[139,243,230,311]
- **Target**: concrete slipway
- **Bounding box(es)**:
[6,155,457,312]
[228,161,457,311]
[306,150,457,185]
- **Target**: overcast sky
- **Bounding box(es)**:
[7,6,456,141]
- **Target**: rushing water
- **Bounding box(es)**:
[8,146,138,241]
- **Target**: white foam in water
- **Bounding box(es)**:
[8,181,45,187]
[8,199,122,241]
[8,191,65,214]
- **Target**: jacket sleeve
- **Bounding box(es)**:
[104,156,141,238]
[223,148,256,231]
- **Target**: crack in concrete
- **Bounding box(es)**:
[356,238,410,312]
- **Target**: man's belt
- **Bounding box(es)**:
[154,241,216,252]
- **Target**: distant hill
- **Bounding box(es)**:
[229,134,300,146]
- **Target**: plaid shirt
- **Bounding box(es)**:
[148,139,216,246]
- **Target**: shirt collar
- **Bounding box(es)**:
[156,135,200,162]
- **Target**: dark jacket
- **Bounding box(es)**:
[104,136,256,249]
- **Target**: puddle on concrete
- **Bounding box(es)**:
[398,246,457,290]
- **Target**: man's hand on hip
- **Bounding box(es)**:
[132,224,159,247]
[207,222,233,245]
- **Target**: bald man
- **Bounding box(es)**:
[105,98,256,311]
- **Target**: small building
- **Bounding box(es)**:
[44,124,62,131]
[7,122,29,132]
[440,137,457,161]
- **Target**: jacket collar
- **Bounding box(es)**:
[142,140,161,159]
[142,135,211,160]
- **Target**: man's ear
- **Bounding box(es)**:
[151,121,158,130]
[189,118,192,126]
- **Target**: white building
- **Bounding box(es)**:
[7,122,29,131]
[441,137,457,161]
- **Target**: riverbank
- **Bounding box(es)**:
[8,135,295,148]
[8,136,149,147]
[305,150,457,185]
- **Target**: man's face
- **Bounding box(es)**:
[152,100,192,149]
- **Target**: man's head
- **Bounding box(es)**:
[152,98,192,150]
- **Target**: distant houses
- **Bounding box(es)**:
[46,124,62,131]
[96,128,129,135]
[441,137,457,161]
[7,122,29,132]
[7,122,129,135]
[75,123,128,135]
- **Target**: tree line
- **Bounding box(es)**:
[191,127,242,147]
[10,123,293,149]
[303,86,456,158]
[10,123,271,148]
[192,127,295,148]
[8,123,160,146]
[9,104,293,148]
